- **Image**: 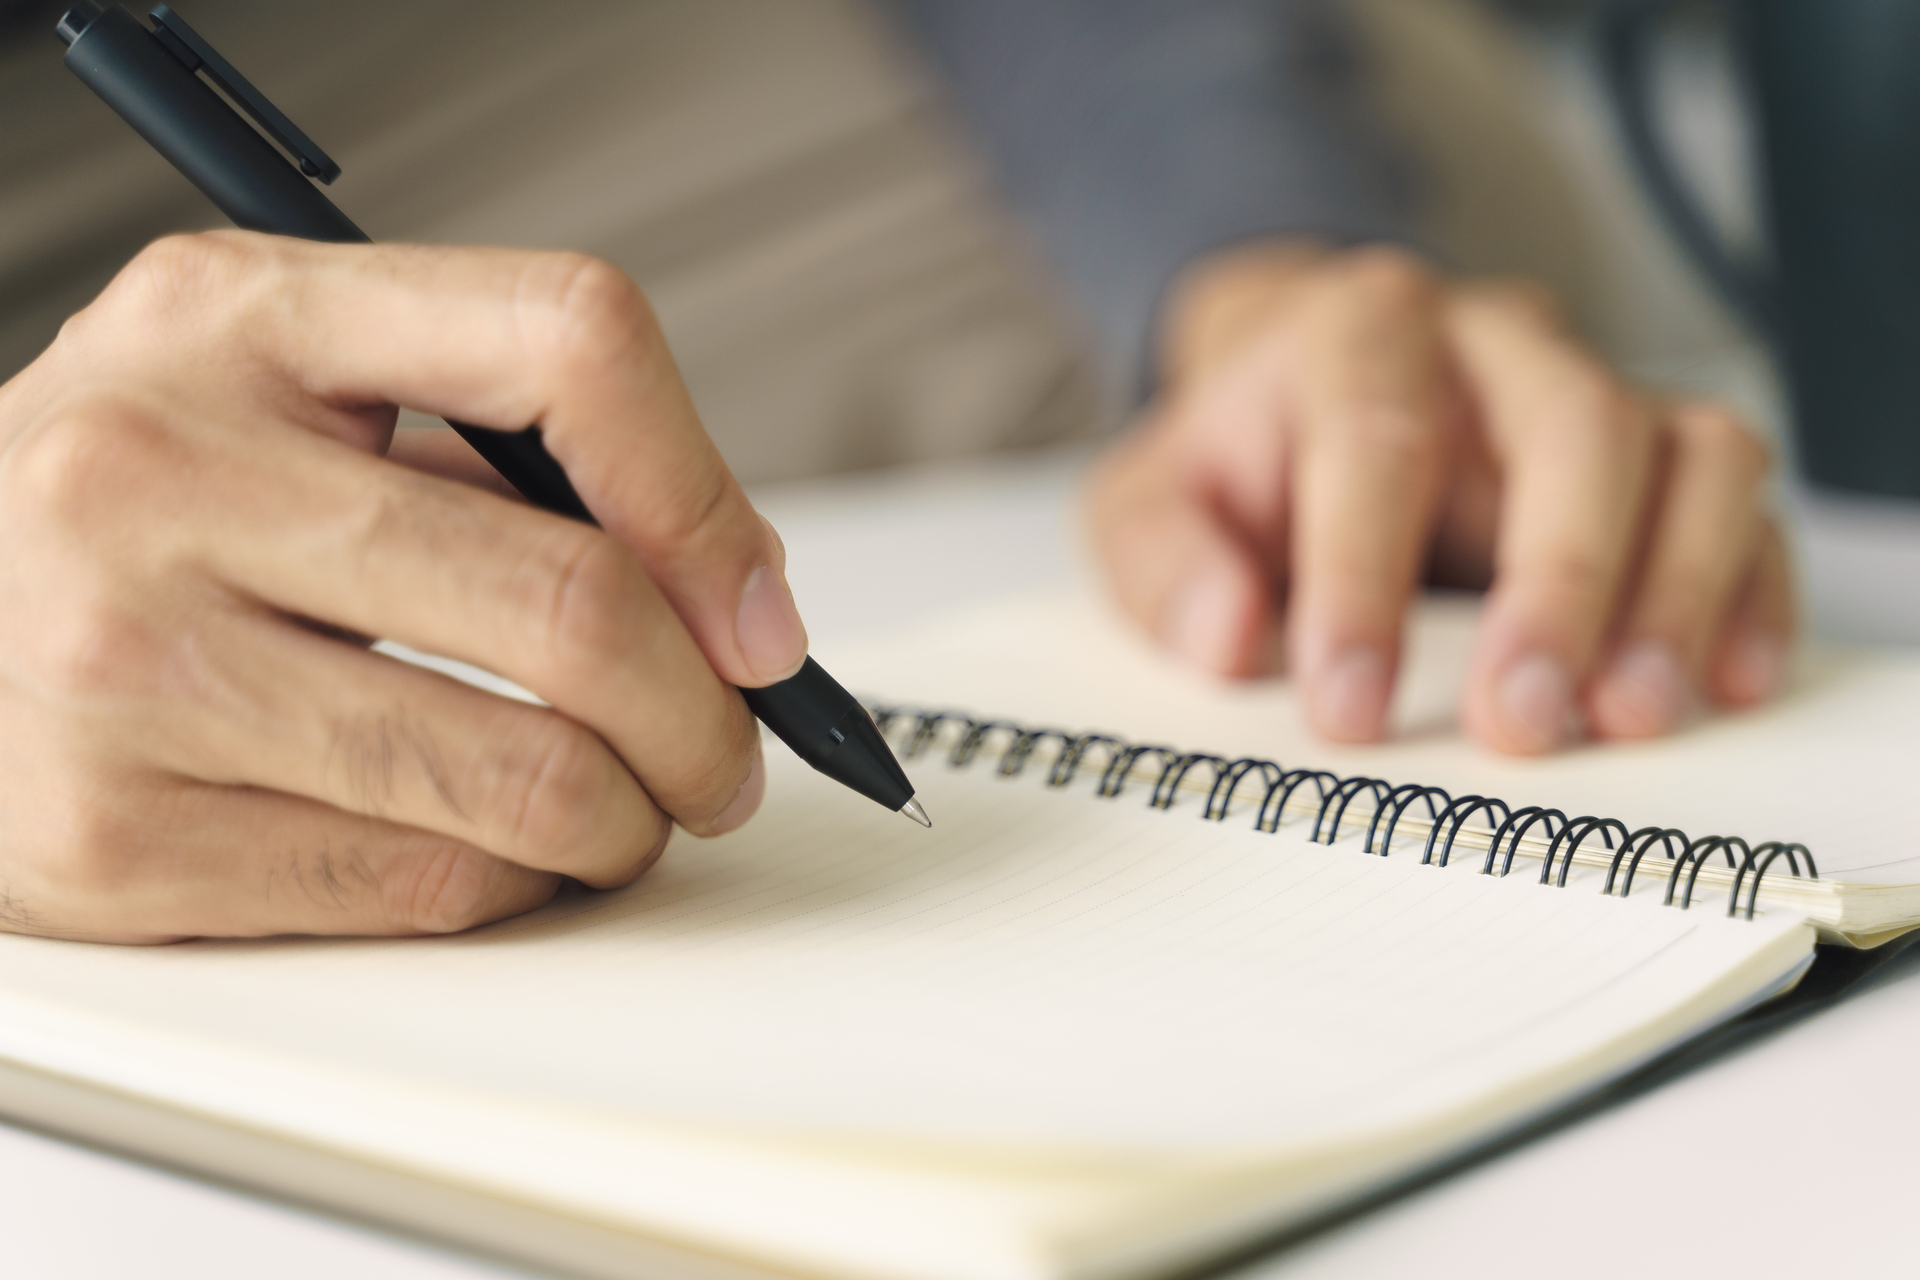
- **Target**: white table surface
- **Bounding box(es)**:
[7,446,1920,1280]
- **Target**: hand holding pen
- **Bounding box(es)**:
[0,6,920,943]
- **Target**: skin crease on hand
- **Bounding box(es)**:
[0,232,808,944]
[1084,241,1795,756]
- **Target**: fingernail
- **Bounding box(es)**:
[1496,652,1574,752]
[1163,570,1244,673]
[1313,646,1389,741]
[1725,630,1786,703]
[708,748,765,836]
[736,565,808,682]
[1598,640,1688,736]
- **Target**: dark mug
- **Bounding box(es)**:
[1600,0,1920,500]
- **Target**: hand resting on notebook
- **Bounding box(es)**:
[1086,241,1793,756]
[0,233,793,942]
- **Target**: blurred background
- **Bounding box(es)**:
[5,0,1918,638]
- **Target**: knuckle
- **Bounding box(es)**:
[1548,369,1646,444]
[636,454,733,553]
[36,594,163,702]
[497,717,612,857]
[33,801,142,906]
[1087,422,1183,509]
[348,464,447,552]
[120,233,221,295]
[395,842,509,934]
[332,712,439,820]
[49,231,274,366]
[1541,545,1614,602]
[0,405,208,707]
[629,820,673,881]
[2,395,175,532]
[525,253,659,372]
[681,712,761,829]
[1336,400,1442,468]
[597,816,674,888]
[109,232,251,322]
[1674,402,1772,476]
[340,469,433,574]
[1471,279,1563,329]
[41,301,96,367]
[1651,561,1719,616]
[529,529,646,684]
[0,755,193,938]
[1337,246,1437,310]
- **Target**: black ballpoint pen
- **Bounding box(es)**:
[55,1,930,829]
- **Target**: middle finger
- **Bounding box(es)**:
[156,420,761,836]
[151,609,688,888]
[1445,288,1657,754]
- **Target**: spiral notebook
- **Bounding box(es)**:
[828,590,1920,947]
[0,591,1913,1280]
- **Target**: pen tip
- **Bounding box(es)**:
[900,797,932,829]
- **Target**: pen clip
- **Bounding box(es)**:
[145,4,341,185]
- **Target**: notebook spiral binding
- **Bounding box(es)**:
[866,705,1816,922]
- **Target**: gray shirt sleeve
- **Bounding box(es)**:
[888,0,1422,386]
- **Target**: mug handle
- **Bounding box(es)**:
[1596,0,1778,336]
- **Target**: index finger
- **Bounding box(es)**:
[1286,251,1456,742]
[106,232,807,689]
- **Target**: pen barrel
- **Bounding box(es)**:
[62,5,366,245]
[743,658,915,812]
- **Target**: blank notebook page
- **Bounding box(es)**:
[0,744,1809,1160]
